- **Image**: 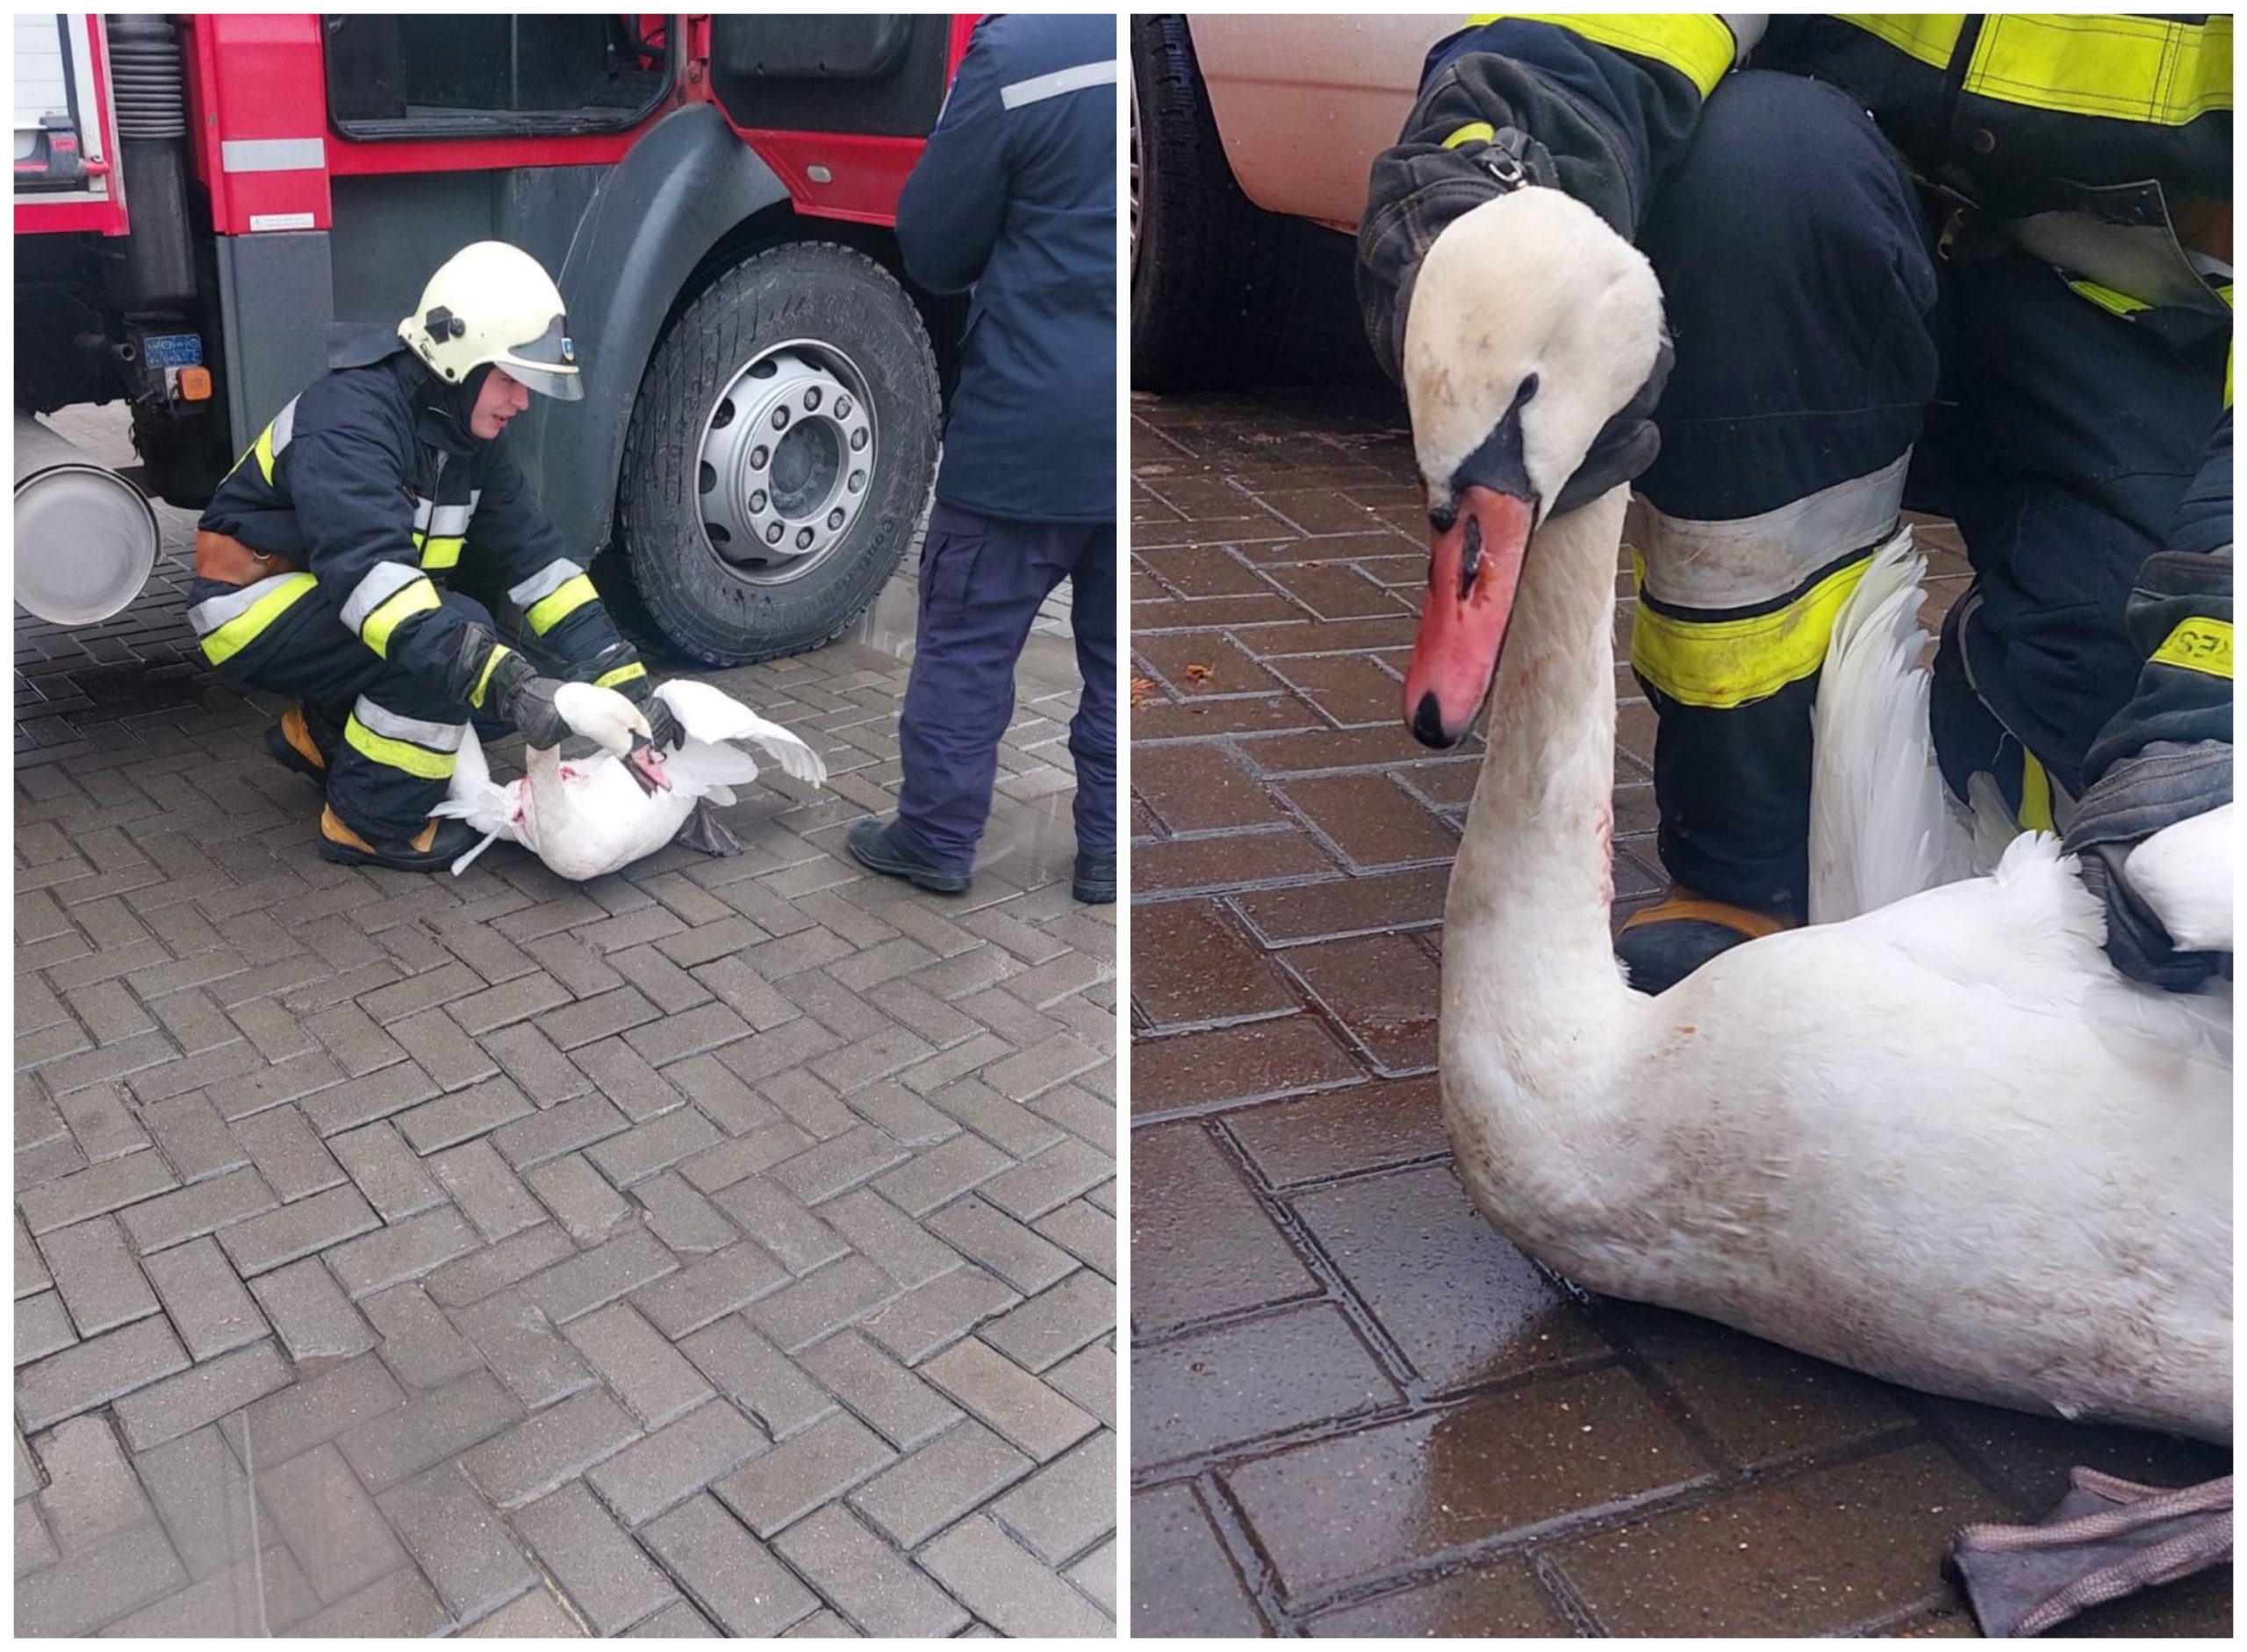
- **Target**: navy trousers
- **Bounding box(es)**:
[893,501,1117,875]
[1632,70,2228,911]
[199,579,502,841]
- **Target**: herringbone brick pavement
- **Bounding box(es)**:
[1127,384,2229,1637]
[16,408,1116,1637]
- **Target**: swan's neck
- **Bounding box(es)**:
[1445,487,1637,1076]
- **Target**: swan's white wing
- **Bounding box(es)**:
[2127,802,2233,952]
[1807,528,1977,923]
[662,740,762,795]
[657,679,828,786]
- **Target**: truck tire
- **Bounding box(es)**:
[1131,15,1267,389]
[618,241,939,667]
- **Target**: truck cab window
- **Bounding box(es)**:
[324,14,670,139]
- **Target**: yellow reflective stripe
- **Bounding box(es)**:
[2019,751,2054,835]
[472,644,512,710]
[526,574,598,636]
[420,535,464,571]
[2150,617,2233,680]
[1468,14,1736,96]
[253,422,278,485]
[595,660,648,691]
[1965,14,2231,125]
[1839,14,1966,71]
[1629,556,1874,709]
[344,714,457,781]
[360,577,441,658]
[2066,279,2150,318]
[199,572,317,667]
[1443,120,1497,150]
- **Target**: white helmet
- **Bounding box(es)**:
[398,241,583,402]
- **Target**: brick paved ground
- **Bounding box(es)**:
[16,407,1116,1637]
[1126,384,2230,1637]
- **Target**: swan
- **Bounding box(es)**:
[434,678,827,881]
[1396,186,2231,1629]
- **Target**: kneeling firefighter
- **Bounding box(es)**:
[1360,14,2232,994]
[190,241,683,871]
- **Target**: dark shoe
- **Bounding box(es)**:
[1615,887,1793,994]
[317,807,480,873]
[265,707,327,786]
[846,818,969,895]
[1072,851,1116,904]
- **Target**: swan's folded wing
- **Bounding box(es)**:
[658,679,829,786]
[2126,802,2232,953]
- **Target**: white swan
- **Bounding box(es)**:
[1396,189,2231,1449]
[435,679,828,881]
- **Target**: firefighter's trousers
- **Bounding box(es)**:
[191,576,499,842]
[893,502,1117,877]
[1630,70,2229,913]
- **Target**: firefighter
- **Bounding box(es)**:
[846,12,1118,902]
[1360,14,2232,992]
[190,241,681,872]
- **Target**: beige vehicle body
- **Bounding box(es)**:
[1185,15,1456,233]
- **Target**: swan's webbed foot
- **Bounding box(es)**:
[1949,1468,2232,1636]
[676,798,743,858]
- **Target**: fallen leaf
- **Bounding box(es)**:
[1183,664,1215,686]
[1130,675,1159,708]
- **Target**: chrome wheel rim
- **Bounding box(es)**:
[696,339,876,585]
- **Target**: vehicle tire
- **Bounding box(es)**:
[1131,15,1267,390]
[617,241,939,667]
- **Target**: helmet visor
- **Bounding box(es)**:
[497,313,584,402]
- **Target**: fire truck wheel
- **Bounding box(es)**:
[619,241,939,666]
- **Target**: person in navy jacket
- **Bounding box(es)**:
[848,13,1119,902]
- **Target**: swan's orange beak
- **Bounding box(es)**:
[1404,485,1534,748]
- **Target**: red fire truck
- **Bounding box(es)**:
[15,13,971,664]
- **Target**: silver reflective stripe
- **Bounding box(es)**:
[341,560,427,634]
[187,573,300,637]
[1639,453,1909,611]
[220,137,327,173]
[998,59,1118,109]
[412,495,436,532]
[270,395,298,456]
[507,557,585,607]
[1717,14,1768,62]
[428,500,476,537]
[352,696,465,751]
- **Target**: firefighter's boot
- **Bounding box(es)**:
[317,807,481,873]
[1616,888,1796,995]
[264,706,329,787]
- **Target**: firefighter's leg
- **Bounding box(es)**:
[189,570,371,792]
[1618,69,1942,991]
[857,505,1069,890]
[1066,522,1118,901]
[1921,249,2229,823]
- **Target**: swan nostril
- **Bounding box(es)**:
[1411,692,1458,749]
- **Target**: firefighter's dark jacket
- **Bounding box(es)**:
[197,328,633,707]
[896,13,1116,524]
[1358,13,2232,810]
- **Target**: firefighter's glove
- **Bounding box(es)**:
[484,649,647,753]
[2062,740,2231,992]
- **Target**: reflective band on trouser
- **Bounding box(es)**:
[506,557,586,609]
[1636,455,1909,611]
[361,578,442,658]
[472,644,512,710]
[1444,121,1497,149]
[190,572,319,666]
[1630,553,1876,709]
[344,697,463,782]
[2019,749,2055,834]
[2152,616,2234,679]
[595,661,648,691]
[1468,14,1741,94]
[1838,14,1966,71]
[1964,13,2231,125]
[526,574,598,636]
[416,532,465,571]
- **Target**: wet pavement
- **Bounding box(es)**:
[16,406,1115,1636]
[1126,384,2230,1637]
